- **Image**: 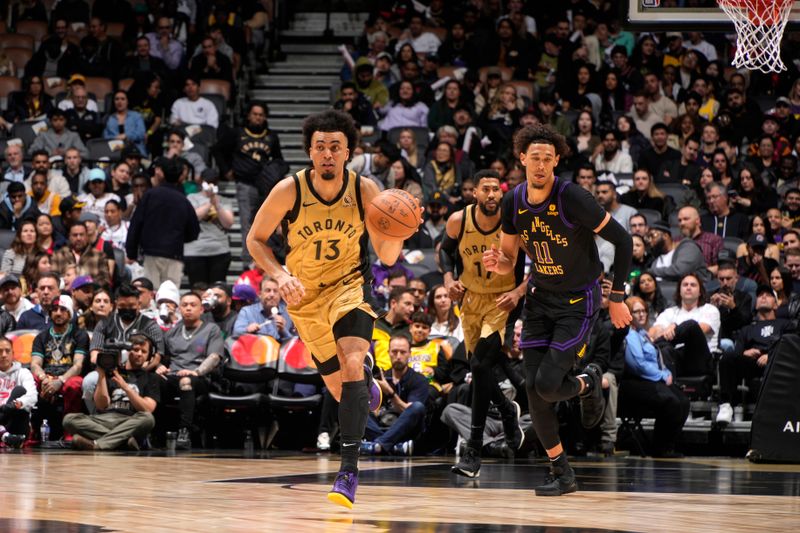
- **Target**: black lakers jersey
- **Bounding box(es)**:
[457,204,516,294]
[284,169,370,288]
[501,177,607,292]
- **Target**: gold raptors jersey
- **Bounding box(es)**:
[285,169,369,288]
[458,204,515,294]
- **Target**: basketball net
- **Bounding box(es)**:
[717,0,794,73]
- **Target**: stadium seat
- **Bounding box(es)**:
[722,236,743,257]
[15,20,48,45]
[106,22,125,40]
[0,33,34,50]
[118,78,135,92]
[10,121,41,150]
[85,77,113,112]
[0,228,15,252]
[387,126,431,154]
[200,93,226,123]
[638,208,663,226]
[507,80,535,104]
[86,138,122,162]
[3,47,32,76]
[0,76,21,109]
[478,66,513,82]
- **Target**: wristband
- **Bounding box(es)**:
[609,291,625,303]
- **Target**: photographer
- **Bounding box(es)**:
[708,262,753,356]
[201,283,237,338]
[83,283,165,413]
[65,334,159,451]
[158,292,224,450]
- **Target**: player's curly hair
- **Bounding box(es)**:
[513,123,568,157]
[302,109,359,155]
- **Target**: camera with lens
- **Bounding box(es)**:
[202,293,219,311]
[97,341,131,374]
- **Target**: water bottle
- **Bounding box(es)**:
[41,419,50,443]
[243,430,254,455]
[165,431,177,452]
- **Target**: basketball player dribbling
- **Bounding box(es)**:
[247,110,419,509]
[483,124,633,496]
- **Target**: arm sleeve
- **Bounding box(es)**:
[439,232,458,275]
[501,190,518,234]
[595,216,633,293]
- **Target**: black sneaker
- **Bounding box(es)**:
[2,433,26,449]
[484,440,514,461]
[599,441,615,456]
[452,444,481,478]
[534,464,578,496]
[501,400,525,450]
[579,363,605,429]
[176,428,191,450]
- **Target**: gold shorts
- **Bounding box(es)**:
[460,291,509,355]
[287,280,376,367]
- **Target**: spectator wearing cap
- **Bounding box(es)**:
[58,76,100,113]
[169,77,219,130]
[126,158,200,288]
[231,283,258,313]
[28,170,62,218]
[420,53,440,85]
[27,150,71,200]
[772,97,800,140]
[648,220,711,282]
[405,191,448,250]
[1,274,34,322]
[184,176,234,287]
[395,14,441,58]
[104,90,149,157]
[70,275,98,316]
[233,276,287,342]
[154,280,180,330]
[374,51,399,88]
[715,287,790,426]
[30,294,89,430]
[78,169,122,220]
[27,109,88,159]
[51,221,112,289]
[738,233,780,286]
[353,57,390,109]
[2,144,31,186]
[53,196,85,241]
[334,81,378,129]
[593,130,634,174]
[132,277,157,319]
[0,182,41,231]
[201,283,237,338]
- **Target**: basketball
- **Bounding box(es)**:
[366,189,422,241]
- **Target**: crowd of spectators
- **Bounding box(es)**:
[3,0,800,458]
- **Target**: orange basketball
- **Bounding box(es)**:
[366,189,422,241]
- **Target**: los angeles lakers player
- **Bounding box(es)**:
[440,170,526,478]
[484,124,632,496]
[247,110,416,509]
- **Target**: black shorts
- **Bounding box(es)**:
[519,281,601,360]
[311,307,375,376]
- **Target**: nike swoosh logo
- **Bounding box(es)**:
[303,201,317,207]
[518,209,528,215]
[569,297,584,305]
[341,442,357,447]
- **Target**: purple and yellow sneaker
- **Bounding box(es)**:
[363,358,382,414]
[327,470,359,509]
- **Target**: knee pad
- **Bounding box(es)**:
[179,377,193,391]
[534,368,562,403]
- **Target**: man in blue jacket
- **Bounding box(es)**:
[125,158,200,288]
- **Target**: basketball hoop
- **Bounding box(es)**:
[717,0,794,73]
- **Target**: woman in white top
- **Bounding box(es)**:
[426,284,463,342]
[78,169,121,219]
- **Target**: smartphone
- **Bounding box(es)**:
[119,124,125,134]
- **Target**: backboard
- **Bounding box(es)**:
[627,0,800,27]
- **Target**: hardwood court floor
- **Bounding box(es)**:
[1,450,798,532]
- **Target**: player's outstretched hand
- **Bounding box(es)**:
[608,301,632,329]
[278,274,305,306]
[483,244,501,273]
